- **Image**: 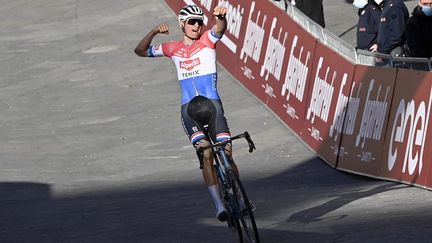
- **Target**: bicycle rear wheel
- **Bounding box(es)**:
[227,169,260,243]
[218,177,243,242]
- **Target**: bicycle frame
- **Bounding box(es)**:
[196,131,255,195]
[197,131,259,243]
[213,146,231,186]
[197,131,255,178]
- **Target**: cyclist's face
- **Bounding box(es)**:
[183,18,203,40]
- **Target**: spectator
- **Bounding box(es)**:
[373,0,409,56]
[405,0,432,58]
[353,0,381,51]
[294,0,326,28]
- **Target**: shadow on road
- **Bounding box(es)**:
[0,157,429,243]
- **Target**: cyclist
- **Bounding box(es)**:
[134,5,238,222]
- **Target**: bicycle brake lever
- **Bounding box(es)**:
[243,131,256,153]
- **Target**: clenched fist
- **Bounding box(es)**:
[152,23,169,35]
[213,6,227,19]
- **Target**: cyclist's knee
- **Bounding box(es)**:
[202,148,213,163]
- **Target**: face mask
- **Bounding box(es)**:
[353,0,368,8]
[374,0,384,5]
[422,5,432,16]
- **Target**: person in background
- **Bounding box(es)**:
[373,0,409,56]
[353,0,381,51]
[405,0,432,57]
[293,0,326,28]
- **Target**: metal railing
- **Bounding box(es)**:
[286,3,326,42]
[357,49,393,67]
[392,56,431,71]
[322,29,357,63]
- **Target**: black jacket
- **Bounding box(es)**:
[376,0,409,54]
[356,3,381,50]
[406,6,432,58]
[295,0,325,28]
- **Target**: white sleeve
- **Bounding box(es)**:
[147,44,164,57]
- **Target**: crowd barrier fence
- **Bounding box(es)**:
[356,49,393,67]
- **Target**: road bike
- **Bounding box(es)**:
[197,131,260,243]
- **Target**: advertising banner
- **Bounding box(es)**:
[221,0,284,102]
[226,0,317,134]
[266,18,317,134]
[337,65,397,176]
[381,70,432,187]
[300,42,355,167]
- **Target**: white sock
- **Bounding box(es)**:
[208,185,225,211]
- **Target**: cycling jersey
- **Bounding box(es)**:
[147,30,222,105]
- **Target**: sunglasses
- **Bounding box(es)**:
[187,19,204,26]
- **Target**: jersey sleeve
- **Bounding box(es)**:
[200,30,223,49]
[147,41,176,58]
[147,44,164,57]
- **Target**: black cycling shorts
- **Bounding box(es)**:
[181,95,230,147]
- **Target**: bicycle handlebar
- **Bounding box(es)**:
[196,131,256,153]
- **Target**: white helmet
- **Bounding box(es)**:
[178,5,204,22]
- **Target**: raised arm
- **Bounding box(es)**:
[211,6,227,36]
[134,23,169,57]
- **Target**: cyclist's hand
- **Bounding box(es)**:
[213,6,226,18]
[195,140,211,151]
[153,23,169,35]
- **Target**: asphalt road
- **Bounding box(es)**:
[1,0,431,242]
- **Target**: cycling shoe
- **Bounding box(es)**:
[216,207,229,222]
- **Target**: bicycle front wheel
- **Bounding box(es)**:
[227,169,260,243]
[217,174,243,243]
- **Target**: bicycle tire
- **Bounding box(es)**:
[227,169,260,243]
[217,177,243,242]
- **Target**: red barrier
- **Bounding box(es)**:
[220,0,285,102]
[299,42,355,167]
[337,65,397,176]
[262,10,317,134]
[381,70,432,188]
[220,0,317,134]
